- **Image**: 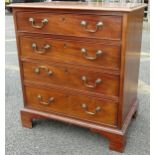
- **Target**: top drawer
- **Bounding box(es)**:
[16,12,122,40]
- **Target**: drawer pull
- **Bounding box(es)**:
[37,95,54,105]
[32,43,51,54]
[81,48,103,60]
[34,66,53,76]
[29,18,48,29]
[81,103,101,116]
[81,76,102,88]
[80,20,103,33]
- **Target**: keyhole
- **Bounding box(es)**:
[63,43,67,48]
[61,17,65,21]
[64,68,68,73]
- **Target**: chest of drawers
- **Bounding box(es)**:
[10,2,146,152]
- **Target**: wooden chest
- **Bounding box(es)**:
[10,2,146,152]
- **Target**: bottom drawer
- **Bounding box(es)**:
[25,86,118,127]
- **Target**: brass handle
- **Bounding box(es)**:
[32,43,51,54]
[81,76,102,88]
[34,66,53,76]
[29,18,48,29]
[81,103,101,116]
[81,48,103,60]
[37,95,54,105]
[80,20,103,33]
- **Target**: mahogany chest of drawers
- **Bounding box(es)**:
[10,2,146,152]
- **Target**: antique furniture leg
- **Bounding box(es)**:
[90,129,126,152]
[21,109,33,128]
[21,108,48,128]
[108,134,126,152]
[90,99,138,152]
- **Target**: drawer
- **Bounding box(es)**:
[16,12,122,40]
[25,86,118,126]
[22,61,119,97]
[20,36,121,70]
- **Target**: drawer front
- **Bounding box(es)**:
[23,61,119,97]
[20,36,121,70]
[16,12,122,40]
[25,86,118,126]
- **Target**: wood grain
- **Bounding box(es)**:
[22,61,120,97]
[16,11,122,40]
[25,85,118,126]
[19,35,121,71]
[122,9,144,122]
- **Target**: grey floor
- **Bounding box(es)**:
[5,12,150,155]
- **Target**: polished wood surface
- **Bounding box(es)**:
[22,61,120,97]
[9,2,147,12]
[19,35,121,70]
[25,86,118,126]
[16,12,122,40]
[11,2,145,153]
[122,9,144,122]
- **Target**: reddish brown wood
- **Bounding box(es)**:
[122,9,144,122]
[24,80,119,102]
[22,60,120,97]
[117,13,128,129]
[16,11,122,40]
[87,128,125,152]
[19,35,121,71]
[12,10,28,108]
[11,2,145,153]
[24,85,118,126]
[21,110,33,128]
[108,134,126,152]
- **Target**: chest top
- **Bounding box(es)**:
[9,1,146,12]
